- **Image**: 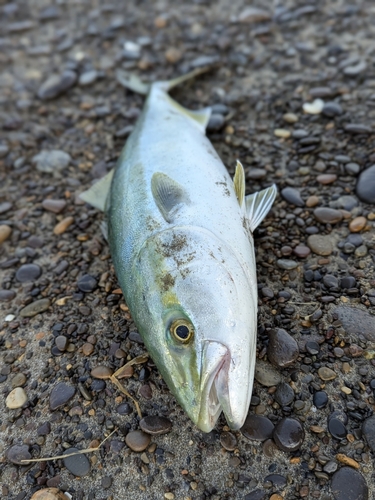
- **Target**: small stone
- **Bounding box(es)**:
[255,360,282,387]
[349,216,366,232]
[273,418,304,452]
[274,382,294,406]
[334,306,375,342]
[207,114,225,132]
[78,70,98,86]
[328,417,347,440]
[306,195,320,207]
[0,201,12,214]
[101,476,112,489]
[336,454,359,469]
[165,47,182,64]
[91,366,113,379]
[16,263,42,282]
[267,329,299,368]
[283,113,298,123]
[0,289,16,301]
[274,129,291,139]
[6,387,27,408]
[55,335,68,351]
[241,415,274,441]
[63,448,91,476]
[307,234,333,256]
[322,102,343,117]
[238,7,272,23]
[32,150,71,173]
[362,415,375,453]
[11,373,27,388]
[343,60,366,76]
[38,70,77,100]
[125,430,151,452]
[53,216,74,235]
[42,199,66,213]
[277,259,298,270]
[20,298,50,317]
[313,391,328,409]
[356,165,375,204]
[281,187,304,207]
[293,245,310,258]
[303,99,324,115]
[0,225,12,245]
[331,467,368,500]
[77,274,97,292]
[345,162,360,176]
[164,494,174,500]
[140,416,172,435]
[30,488,67,500]
[49,382,76,410]
[244,489,268,500]
[314,207,342,224]
[220,431,237,451]
[317,174,337,185]
[345,123,372,134]
[318,367,336,381]
[37,422,51,436]
[247,168,267,180]
[6,444,31,465]
[82,343,94,356]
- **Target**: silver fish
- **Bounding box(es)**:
[80,70,277,432]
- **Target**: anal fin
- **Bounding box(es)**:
[79,169,114,212]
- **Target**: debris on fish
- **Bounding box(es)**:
[80,68,277,432]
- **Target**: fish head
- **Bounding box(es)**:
[133,227,257,432]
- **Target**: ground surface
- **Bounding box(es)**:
[1,1,375,499]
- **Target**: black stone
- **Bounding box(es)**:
[306,341,320,355]
[264,474,287,487]
[77,274,98,293]
[273,418,304,452]
[244,490,268,500]
[37,422,51,435]
[140,415,172,435]
[313,391,328,409]
[340,276,356,289]
[362,415,375,452]
[116,402,133,415]
[356,165,375,204]
[281,187,304,207]
[331,467,368,500]
[274,382,295,406]
[6,444,31,464]
[241,415,274,442]
[49,382,76,410]
[0,290,16,301]
[322,102,343,117]
[328,417,347,440]
[15,264,42,282]
[63,447,91,476]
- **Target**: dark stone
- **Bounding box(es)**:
[305,341,320,355]
[140,416,172,435]
[345,123,372,134]
[244,489,268,500]
[274,382,295,406]
[264,474,287,487]
[116,403,133,415]
[55,335,68,351]
[50,383,76,410]
[207,113,225,132]
[328,417,347,440]
[334,306,375,341]
[6,444,31,464]
[356,165,375,204]
[241,415,274,441]
[77,274,98,293]
[63,448,91,476]
[322,102,343,117]
[323,274,339,288]
[362,415,375,452]
[340,276,356,289]
[37,422,51,435]
[281,187,304,207]
[331,467,368,500]
[15,263,42,282]
[267,329,299,368]
[0,290,16,301]
[313,391,328,409]
[37,70,77,100]
[101,476,112,489]
[273,418,304,452]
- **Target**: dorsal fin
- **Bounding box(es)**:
[245,185,277,232]
[151,172,188,223]
[79,169,114,211]
[233,160,245,207]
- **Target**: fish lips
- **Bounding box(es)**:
[198,340,250,433]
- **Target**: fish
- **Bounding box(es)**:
[80,69,277,432]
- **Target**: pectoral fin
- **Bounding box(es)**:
[151,172,188,223]
[79,169,114,212]
[233,160,245,207]
[246,185,277,232]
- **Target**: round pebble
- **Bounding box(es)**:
[274,382,295,406]
[241,415,275,441]
[318,367,336,381]
[277,259,298,270]
[140,415,172,435]
[38,70,77,100]
[16,263,42,282]
[11,372,27,388]
[331,467,368,500]
[306,195,320,207]
[281,187,304,207]
[283,113,298,123]
[6,387,28,408]
[125,430,151,452]
[49,382,76,410]
[32,150,71,173]
[63,447,91,476]
[293,245,310,258]
[55,335,68,351]
[307,234,333,255]
[322,102,343,117]
[314,207,343,224]
[349,216,366,232]
[317,174,337,185]
[42,199,67,213]
[220,431,237,451]
[91,366,113,379]
[30,488,67,500]
[274,128,291,139]
[77,274,98,292]
[254,360,282,387]
[267,329,299,368]
[328,417,347,440]
[362,415,375,453]
[0,225,12,244]
[20,298,51,317]
[303,99,324,114]
[273,418,304,452]
[313,391,328,409]
[6,444,31,465]
[0,289,16,301]
[82,342,94,356]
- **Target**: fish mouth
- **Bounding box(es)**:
[198,341,246,433]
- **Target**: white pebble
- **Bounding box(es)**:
[303,99,324,115]
[6,387,28,409]
[5,314,15,322]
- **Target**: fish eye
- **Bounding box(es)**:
[170,319,194,343]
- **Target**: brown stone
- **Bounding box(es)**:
[91,366,113,379]
[125,430,151,452]
[0,225,12,245]
[82,343,94,356]
[306,195,320,207]
[317,174,337,184]
[53,216,74,235]
[349,216,366,232]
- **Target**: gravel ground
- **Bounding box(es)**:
[1,1,375,499]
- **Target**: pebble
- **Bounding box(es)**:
[49,382,76,410]
[283,113,298,123]
[0,144,9,158]
[6,444,31,465]
[0,289,15,301]
[78,70,98,86]
[318,367,336,381]
[42,199,67,213]
[77,274,98,292]
[101,476,112,489]
[336,454,359,469]
[20,298,50,317]
[140,416,172,435]
[314,207,343,224]
[37,70,77,100]
[125,430,151,452]
[274,128,291,139]
[345,123,372,134]
[313,391,328,409]
[343,60,366,76]
[55,335,68,351]
[0,201,12,213]
[334,306,375,342]
[267,328,299,368]
[0,224,12,244]
[307,234,333,255]
[53,216,74,235]
[276,259,298,270]
[82,343,94,356]
[165,47,182,64]
[349,216,366,232]
[317,174,337,185]
[248,168,267,180]
[293,245,310,258]
[303,99,324,115]
[207,114,225,132]
[306,195,320,207]
[63,447,91,476]
[274,382,294,406]
[91,366,113,379]
[331,467,368,500]
[241,415,275,441]
[362,415,375,453]
[273,418,304,452]
[328,417,347,440]
[345,162,360,176]
[244,490,268,500]
[6,387,28,409]
[32,150,71,173]
[37,422,51,436]
[220,431,237,451]
[254,360,282,387]
[281,187,304,207]
[356,165,375,204]
[30,489,67,500]
[322,102,343,117]
[11,373,27,388]
[16,263,42,282]
[238,7,272,23]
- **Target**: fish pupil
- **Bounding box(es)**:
[176,325,189,340]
